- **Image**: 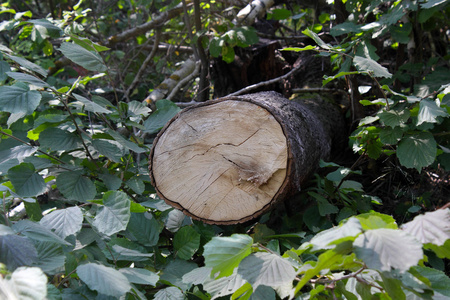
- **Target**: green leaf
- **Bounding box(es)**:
[119,268,159,286]
[70,35,110,53]
[39,127,82,151]
[421,0,448,8]
[379,272,406,300]
[222,45,235,63]
[353,56,392,78]
[204,234,253,278]
[379,126,404,144]
[160,259,197,291]
[77,263,131,297]
[0,235,38,270]
[330,22,362,36]
[143,99,181,134]
[182,267,213,285]
[378,109,411,127]
[126,175,145,194]
[397,132,437,171]
[165,209,189,233]
[238,252,296,289]
[8,267,48,300]
[322,71,359,85]
[0,60,11,81]
[231,282,253,300]
[39,206,83,239]
[98,173,122,190]
[417,99,448,125]
[126,212,162,247]
[353,228,423,272]
[209,37,222,58]
[233,27,259,47]
[308,191,338,216]
[105,237,153,261]
[360,98,394,107]
[12,220,70,245]
[28,19,62,36]
[379,4,406,25]
[72,93,112,114]
[282,45,317,52]
[271,8,291,20]
[8,163,46,197]
[59,42,107,72]
[355,212,398,230]
[24,201,42,221]
[33,240,65,273]
[412,265,450,296]
[91,139,127,162]
[56,171,96,202]
[130,202,147,213]
[307,217,363,251]
[294,246,347,293]
[107,129,146,153]
[93,191,131,236]
[0,84,41,115]
[6,72,50,88]
[401,209,450,246]
[34,113,68,127]
[5,54,47,77]
[356,40,380,61]
[202,270,247,299]
[128,100,151,117]
[154,287,184,300]
[389,23,413,44]
[302,28,332,50]
[173,226,201,260]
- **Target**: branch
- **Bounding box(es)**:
[142,44,194,53]
[123,30,161,102]
[194,0,210,102]
[227,63,303,96]
[234,0,275,25]
[291,87,349,96]
[167,60,201,101]
[144,57,197,104]
[105,2,191,46]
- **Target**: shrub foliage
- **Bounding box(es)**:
[0,0,449,299]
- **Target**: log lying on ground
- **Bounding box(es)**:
[149,91,344,224]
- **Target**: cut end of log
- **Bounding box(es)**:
[150,99,288,224]
[150,91,344,225]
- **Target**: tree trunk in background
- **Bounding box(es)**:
[149,91,345,224]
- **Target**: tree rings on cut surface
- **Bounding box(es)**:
[149,91,344,224]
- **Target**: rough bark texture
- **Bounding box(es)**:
[149,91,344,224]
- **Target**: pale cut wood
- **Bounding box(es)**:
[151,100,288,223]
[149,91,344,224]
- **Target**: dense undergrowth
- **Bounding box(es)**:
[0,0,449,299]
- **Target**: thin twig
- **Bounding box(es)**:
[292,87,349,95]
[181,0,199,61]
[167,61,201,100]
[227,64,304,96]
[124,29,162,102]
[371,75,390,110]
[174,99,199,107]
[193,0,210,102]
[310,266,366,284]
[2,193,10,227]
[61,94,99,167]
[0,130,66,164]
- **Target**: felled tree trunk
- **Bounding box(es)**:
[149,92,344,225]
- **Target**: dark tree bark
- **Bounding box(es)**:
[149,91,345,224]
